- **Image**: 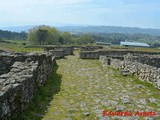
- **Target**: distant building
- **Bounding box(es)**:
[111,41,121,46]
[120,41,150,47]
[96,42,111,46]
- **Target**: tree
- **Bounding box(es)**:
[58,36,64,45]
[28,25,60,45]
[0,30,27,40]
[36,29,48,45]
[61,32,72,44]
[77,34,95,44]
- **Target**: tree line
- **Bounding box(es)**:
[0,30,27,40]
[28,25,160,46]
[28,25,95,45]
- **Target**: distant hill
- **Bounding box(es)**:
[57,26,160,35]
[1,25,34,33]
[1,25,160,35]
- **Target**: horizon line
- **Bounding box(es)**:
[1,24,160,30]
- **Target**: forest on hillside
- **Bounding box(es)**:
[4,25,160,35]
[0,26,160,47]
[57,26,160,35]
[0,30,27,40]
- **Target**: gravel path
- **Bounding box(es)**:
[43,55,160,120]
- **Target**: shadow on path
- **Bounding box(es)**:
[15,62,62,120]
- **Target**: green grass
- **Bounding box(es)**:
[0,42,43,52]
[103,46,160,53]
[14,63,62,120]
[108,66,159,93]
[130,76,157,90]
[4,40,27,45]
[1,40,159,53]
[73,49,80,54]
[108,66,160,110]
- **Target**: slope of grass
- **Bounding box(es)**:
[0,42,43,52]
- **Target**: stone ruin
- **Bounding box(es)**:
[80,46,103,51]
[78,47,160,89]
[0,50,4,53]
[49,49,64,58]
[44,46,74,58]
[79,48,160,89]
[25,45,105,58]
[99,54,160,90]
[80,49,160,59]
[0,52,56,119]
[1,46,160,119]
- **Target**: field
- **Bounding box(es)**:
[0,40,43,52]
[1,40,160,53]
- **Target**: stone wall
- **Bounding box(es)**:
[63,47,74,55]
[45,46,74,56]
[80,46,103,51]
[99,54,160,89]
[0,52,56,119]
[0,54,15,75]
[125,54,160,68]
[49,49,64,58]
[0,50,4,53]
[0,52,53,75]
[80,50,160,59]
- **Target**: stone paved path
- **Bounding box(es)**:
[43,55,160,120]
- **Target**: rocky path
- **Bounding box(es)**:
[43,55,160,120]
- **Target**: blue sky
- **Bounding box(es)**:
[0,0,160,28]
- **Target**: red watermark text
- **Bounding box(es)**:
[102,110,156,117]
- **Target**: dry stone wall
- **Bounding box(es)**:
[0,52,53,75]
[49,49,64,58]
[80,50,160,59]
[80,46,103,51]
[99,54,160,89]
[45,46,74,57]
[0,52,56,120]
[0,54,15,75]
[0,50,4,53]
[125,54,160,68]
